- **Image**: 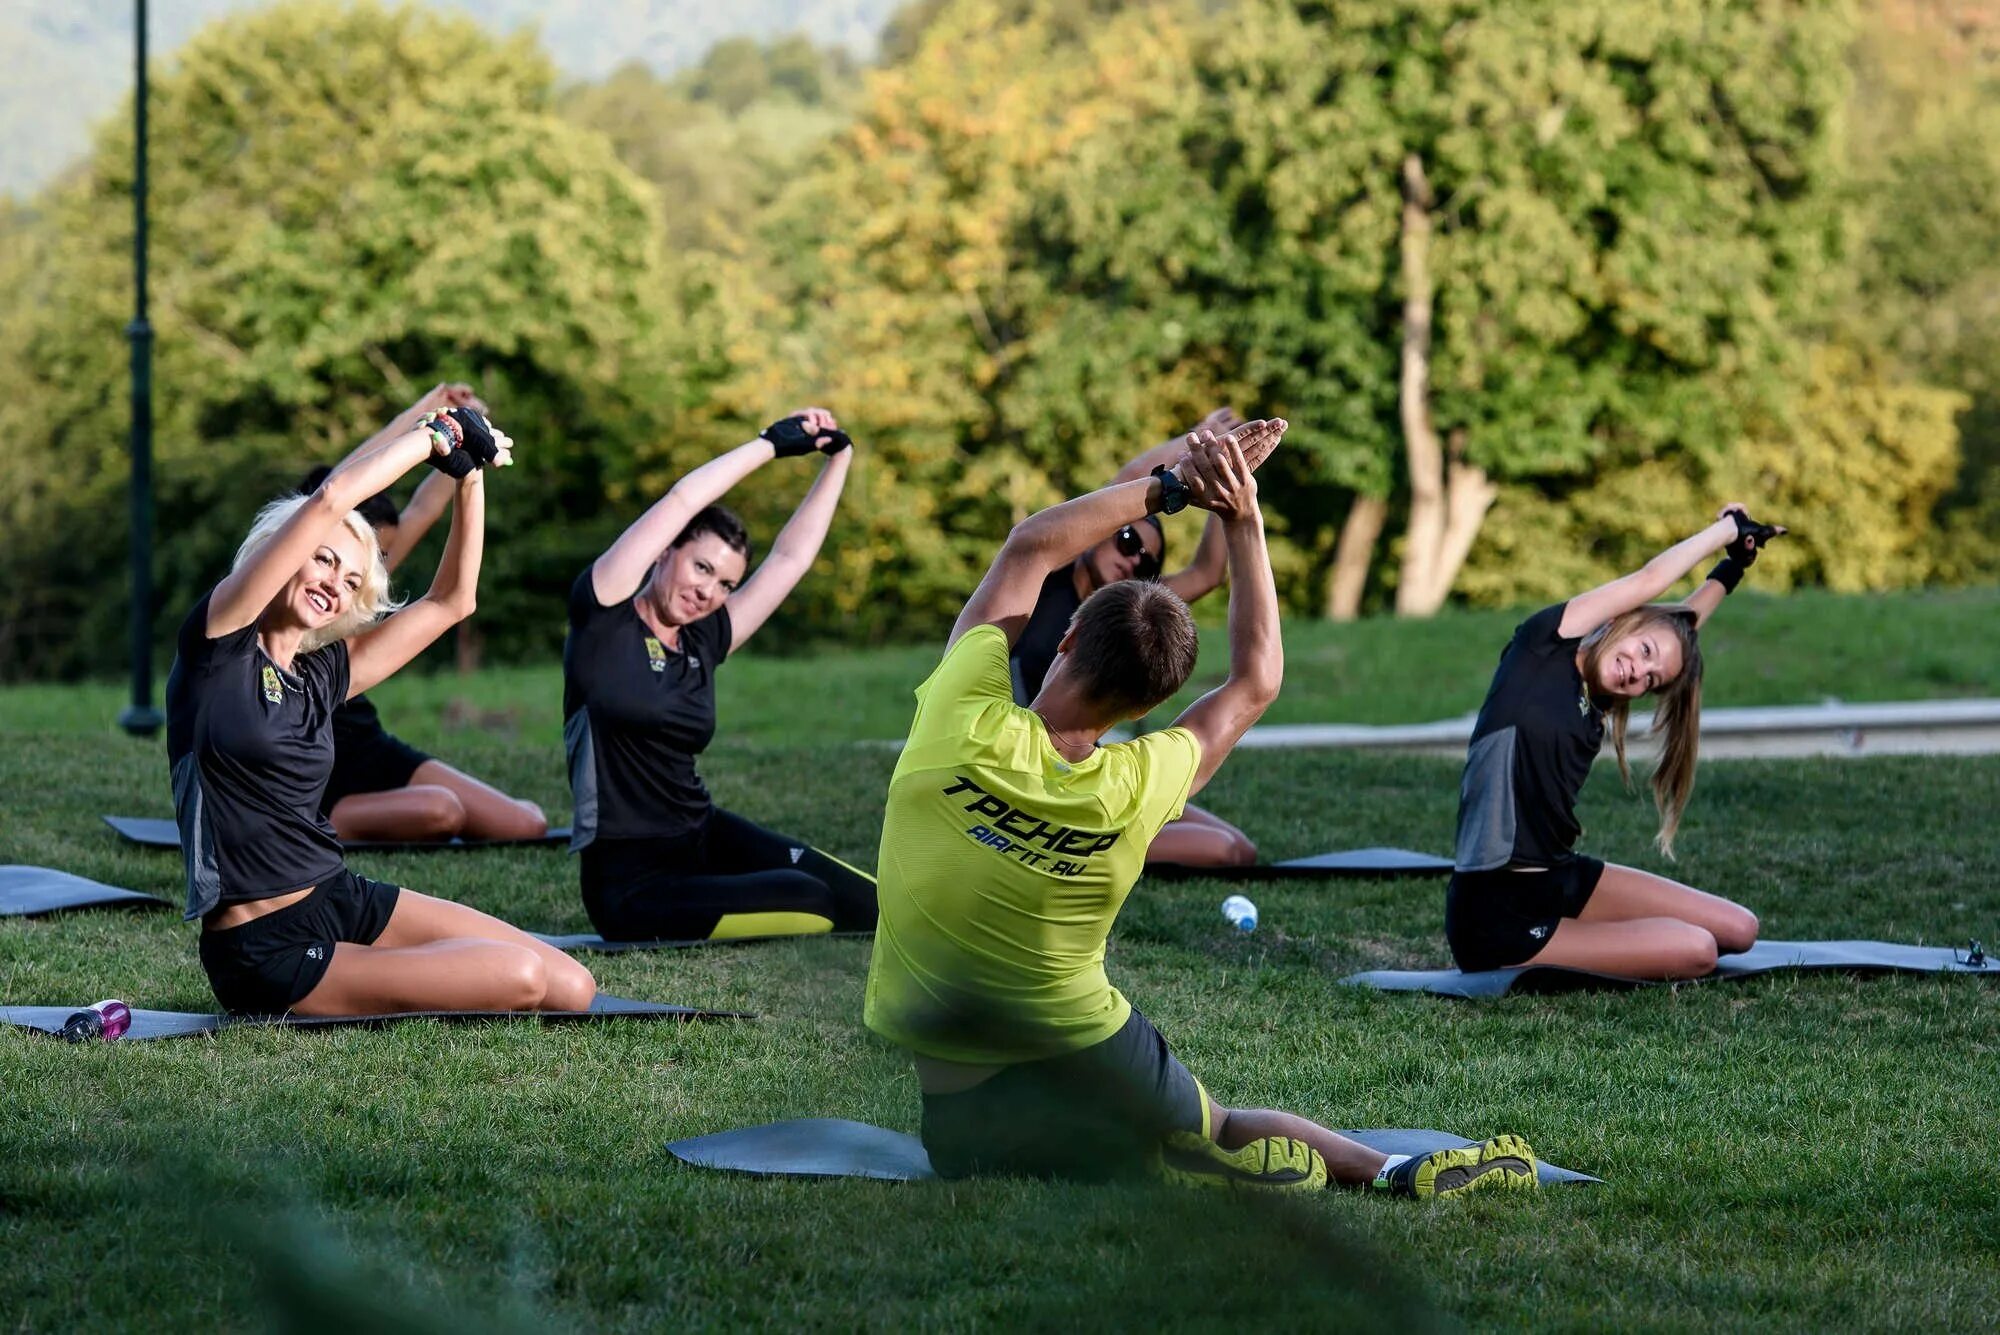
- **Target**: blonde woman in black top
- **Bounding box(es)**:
[168,407,595,1015]
[1447,505,1783,980]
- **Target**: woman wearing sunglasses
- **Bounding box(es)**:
[1007,409,1257,868]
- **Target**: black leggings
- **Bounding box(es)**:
[580,807,877,942]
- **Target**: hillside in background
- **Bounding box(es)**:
[0,0,901,199]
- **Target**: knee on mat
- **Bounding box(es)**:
[405,786,468,838]
[492,798,549,841]
[1223,831,1259,866]
[540,955,597,1012]
[489,948,551,1010]
[1660,924,1721,980]
[1714,905,1759,957]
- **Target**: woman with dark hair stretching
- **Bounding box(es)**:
[297,383,549,844]
[1009,407,1258,868]
[564,408,877,943]
[1446,505,1785,981]
[168,406,596,1016]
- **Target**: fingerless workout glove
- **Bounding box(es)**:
[818,428,852,455]
[1706,557,1746,595]
[420,407,500,478]
[760,415,825,458]
[1727,510,1782,567]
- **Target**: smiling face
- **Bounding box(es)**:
[1079,523,1164,593]
[648,532,749,627]
[281,524,370,632]
[1592,625,1686,699]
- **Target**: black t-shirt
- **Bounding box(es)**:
[1453,602,1605,871]
[562,569,733,849]
[1008,566,1084,705]
[165,591,350,918]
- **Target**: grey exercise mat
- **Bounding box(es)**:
[3,993,743,1042]
[103,814,572,852]
[1342,938,1998,998]
[0,866,166,917]
[1148,847,1453,881]
[533,929,872,954]
[665,1117,1598,1186]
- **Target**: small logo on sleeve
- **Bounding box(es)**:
[260,665,283,704]
[643,637,667,673]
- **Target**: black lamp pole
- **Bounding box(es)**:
[118,0,162,736]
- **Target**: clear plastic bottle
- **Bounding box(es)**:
[58,1000,132,1042]
[1220,894,1258,933]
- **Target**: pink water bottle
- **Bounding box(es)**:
[58,1000,132,1042]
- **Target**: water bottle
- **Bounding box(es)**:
[58,1000,132,1043]
[1221,894,1258,933]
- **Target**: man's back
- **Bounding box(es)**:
[864,624,1199,1065]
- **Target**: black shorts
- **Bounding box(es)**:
[1445,855,1606,972]
[321,728,431,813]
[919,1009,1209,1183]
[198,868,402,1015]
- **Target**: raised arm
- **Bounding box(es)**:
[951,418,1285,650]
[1109,406,1243,484]
[589,408,845,607]
[346,469,486,698]
[206,426,445,639]
[1556,505,1781,639]
[1161,514,1228,604]
[1685,507,1786,628]
[726,445,855,653]
[1168,436,1284,797]
[380,471,455,574]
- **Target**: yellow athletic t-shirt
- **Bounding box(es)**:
[863,624,1202,1064]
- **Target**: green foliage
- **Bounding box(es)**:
[1461,345,1971,603]
[0,0,678,678]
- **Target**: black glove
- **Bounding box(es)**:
[420,408,499,477]
[761,415,831,458]
[1726,509,1783,567]
[818,428,852,455]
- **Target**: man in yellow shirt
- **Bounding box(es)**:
[865,421,1539,1197]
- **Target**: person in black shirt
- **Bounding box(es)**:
[1008,407,1258,868]
[294,384,549,844]
[1446,504,1785,980]
[168,405,596,1016]
[565,407,876,942]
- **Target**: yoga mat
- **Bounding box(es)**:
[1341,938,1998,998]
[665,1117,1598,1186]
[3,993,744,1042]
[104,814,571,852]
[532,929,872,954]
[1147,847,1454,881]
[0,866,166,918]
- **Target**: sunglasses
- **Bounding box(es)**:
[1114,525,1162,581]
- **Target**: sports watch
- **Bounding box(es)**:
[1150,464,1190,516]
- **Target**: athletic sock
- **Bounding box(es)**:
[1372,1153,1413,1194]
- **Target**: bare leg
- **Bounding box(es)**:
[327,786,467,843]
[407,759,549,841]
[1577,862,1759,953]
[1146,804,1257,867]
[1208,1097,1387,1187]
[1521,861,1758,980]
[293,888,596,1016]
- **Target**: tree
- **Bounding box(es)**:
[0,0,675,678]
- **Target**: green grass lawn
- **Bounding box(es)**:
[3,592,1999,1329]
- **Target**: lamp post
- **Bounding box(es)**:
[118,0,162,737]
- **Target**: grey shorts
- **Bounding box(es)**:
[919,1008,1209,1182]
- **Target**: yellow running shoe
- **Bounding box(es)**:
[1157,1131,1327,1191]
[1373,1133,1539,1198]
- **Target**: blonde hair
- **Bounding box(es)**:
[1577,605,1704,859]
[232,495,400,652]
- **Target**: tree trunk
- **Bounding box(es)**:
[1326,493,1388,620]
[455,620,483,676]
[1395,153,1444,617]
[1393,153,1497,616]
